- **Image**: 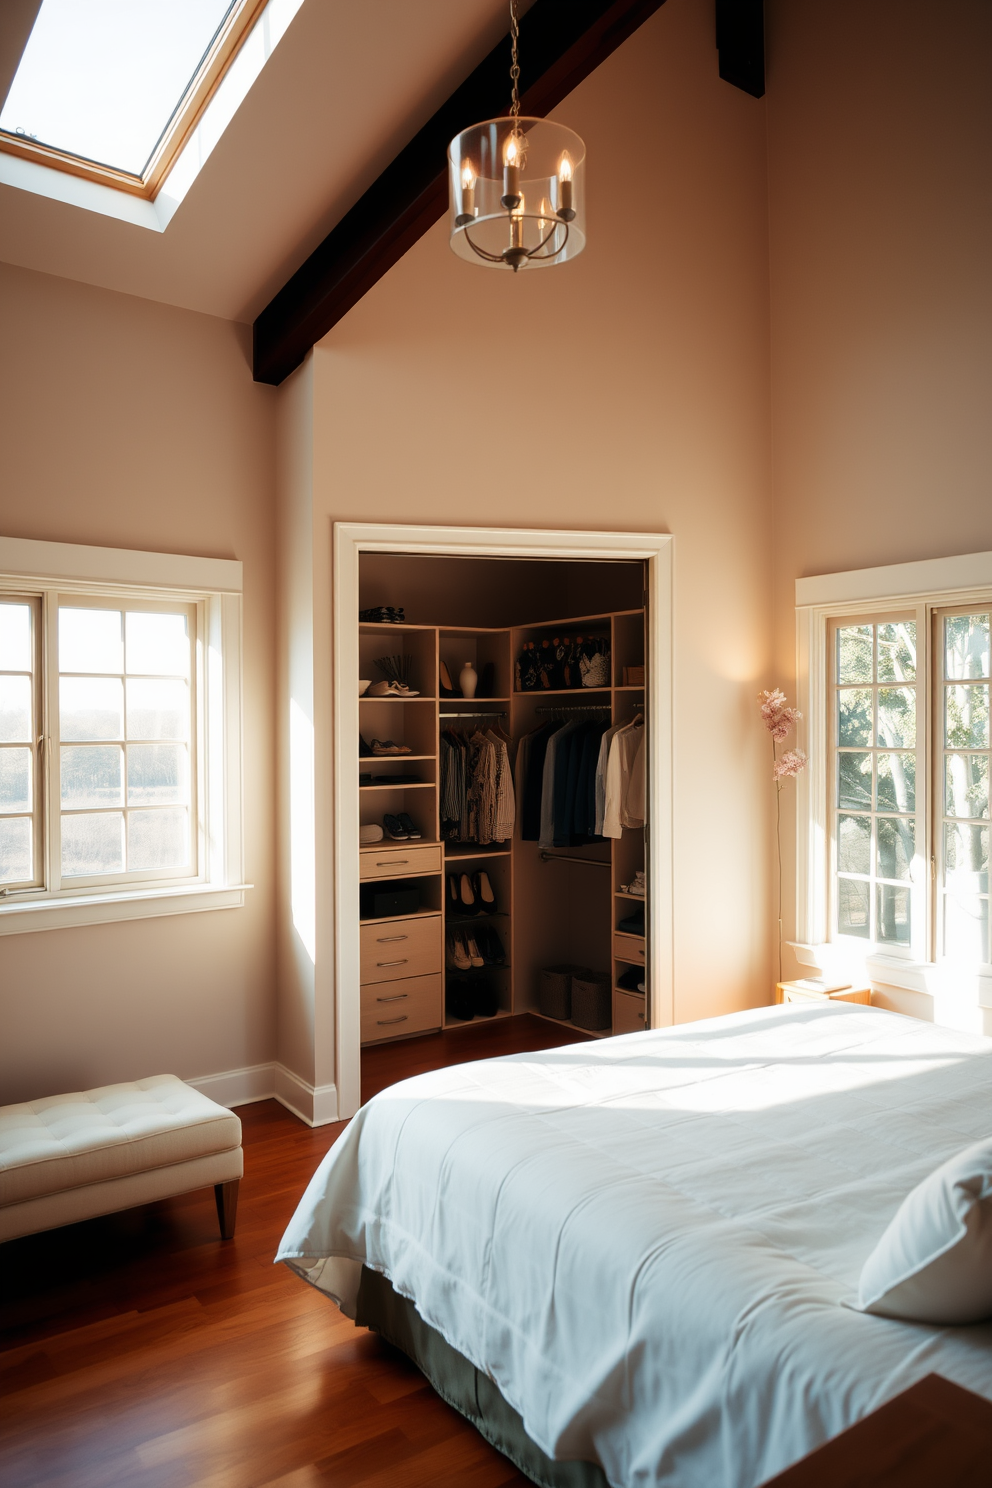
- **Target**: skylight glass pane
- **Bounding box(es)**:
[0,0,237,176]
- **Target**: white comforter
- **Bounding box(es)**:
[276,1004,992,1487]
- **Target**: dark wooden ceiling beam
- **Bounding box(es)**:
[252,0,668,385]
[715,0,764,99]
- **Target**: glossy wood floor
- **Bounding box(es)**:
[0,1016,591,1488]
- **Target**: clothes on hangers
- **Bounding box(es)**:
[514,716,611,848]
[440,724,514,845]
[602,714,645,838]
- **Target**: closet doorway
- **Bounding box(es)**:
[333,525,672,1117]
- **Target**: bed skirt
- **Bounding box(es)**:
[355,1266,610,1488]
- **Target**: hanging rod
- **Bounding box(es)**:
[441,709,508,717]
[534,703,612,714]
[539,851,612,866]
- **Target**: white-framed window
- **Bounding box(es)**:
[0,536,247,934]
[796,551,992,1007]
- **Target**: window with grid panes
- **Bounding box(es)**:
[56,603,195,884]
[829,606,991,967]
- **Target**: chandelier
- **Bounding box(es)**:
[448,0,586,272]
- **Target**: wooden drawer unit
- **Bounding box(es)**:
[360,914,442,985]
[359,843,442,880]
[614,933,645,965]
[361,973,443,1043]
[614,990,646,1036]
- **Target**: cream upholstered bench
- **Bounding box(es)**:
[0,1075,243,1243]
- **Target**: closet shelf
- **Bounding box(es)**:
[359,907,442,926]
[360,695,437,703]
[444,1007,514,1030]
[446,910,510,922]
[514,687,610,697]
[613,985,646,998]
[615,891,645,902]
[614,686,645,693]
[359,754,435,763]
[440,697,511,705]
[529,1010,608,1040]
[444,847,512,860]
[359,781,435,791]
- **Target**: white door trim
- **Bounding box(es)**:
[332,523,674,1117]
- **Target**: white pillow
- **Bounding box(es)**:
[855,1137,992,1324]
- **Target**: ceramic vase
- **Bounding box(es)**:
[459,662,478,699]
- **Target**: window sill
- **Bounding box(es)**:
[0,883,252,936]
[789,941,992,1010]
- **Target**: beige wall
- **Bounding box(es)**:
[766,0,992,976]
[0,262,278,1103]
[279,0,775,1102]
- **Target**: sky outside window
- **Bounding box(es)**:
[0,0,236,176]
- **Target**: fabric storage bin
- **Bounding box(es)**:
[571,971,612,1030]
[539,965,578,1021]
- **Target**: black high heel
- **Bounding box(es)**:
[459,873,480,915]
[473,871,496,913]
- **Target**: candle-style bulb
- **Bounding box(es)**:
[557,150,575,221]
[537,196,553,242]
[501,130,523,210]
[456,159,477,225]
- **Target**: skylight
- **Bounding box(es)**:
[0,0,261,194]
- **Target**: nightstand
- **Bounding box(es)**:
[776,981,871,1006]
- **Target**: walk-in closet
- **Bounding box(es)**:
[355,554,648,1053]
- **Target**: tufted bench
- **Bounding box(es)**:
[0,1075,243,1243]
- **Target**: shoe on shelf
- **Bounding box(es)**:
[396,813,422,840]
[446,931,472,971]
[390,682,420,697]
[359,735,374,758]
[473,871,496,912]
[478,926,506,965]
[471,980,500,1018]
[448,873,460,913]
[371,739,412,755]
[383,814,409,840]
[459,873,480,915]
[465,935,485,969]
[366,681,392,697]
[445,977,475,1021]
[439,661,455,697]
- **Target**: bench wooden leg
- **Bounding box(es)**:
[214,1179,240,1240]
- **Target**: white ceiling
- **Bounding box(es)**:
[0,1,524,323]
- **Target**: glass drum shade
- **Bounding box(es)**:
[448,117,586,270]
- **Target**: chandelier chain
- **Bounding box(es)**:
[509,0,520,122]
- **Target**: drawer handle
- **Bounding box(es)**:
[377,958,408,968]
[376,934,408,943]
[377,859,409,866]
[377,1015,408,1026]
[376,993,409,1004]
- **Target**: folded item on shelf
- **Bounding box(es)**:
[622,869,646,897]
[617,966,646,994]
[359,824,384,843]
[618,909,645,936]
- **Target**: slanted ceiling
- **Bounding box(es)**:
[253,0,764,385]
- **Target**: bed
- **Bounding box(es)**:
[276,1002,992,1487]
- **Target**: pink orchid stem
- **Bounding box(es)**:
[774,736,783,984]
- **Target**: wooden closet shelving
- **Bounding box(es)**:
[357,607,646,1045]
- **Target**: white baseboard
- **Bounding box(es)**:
[188,1062,339,1127]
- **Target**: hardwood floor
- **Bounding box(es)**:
[0,1016,591,1488]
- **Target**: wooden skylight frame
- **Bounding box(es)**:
[0,0,268,199]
